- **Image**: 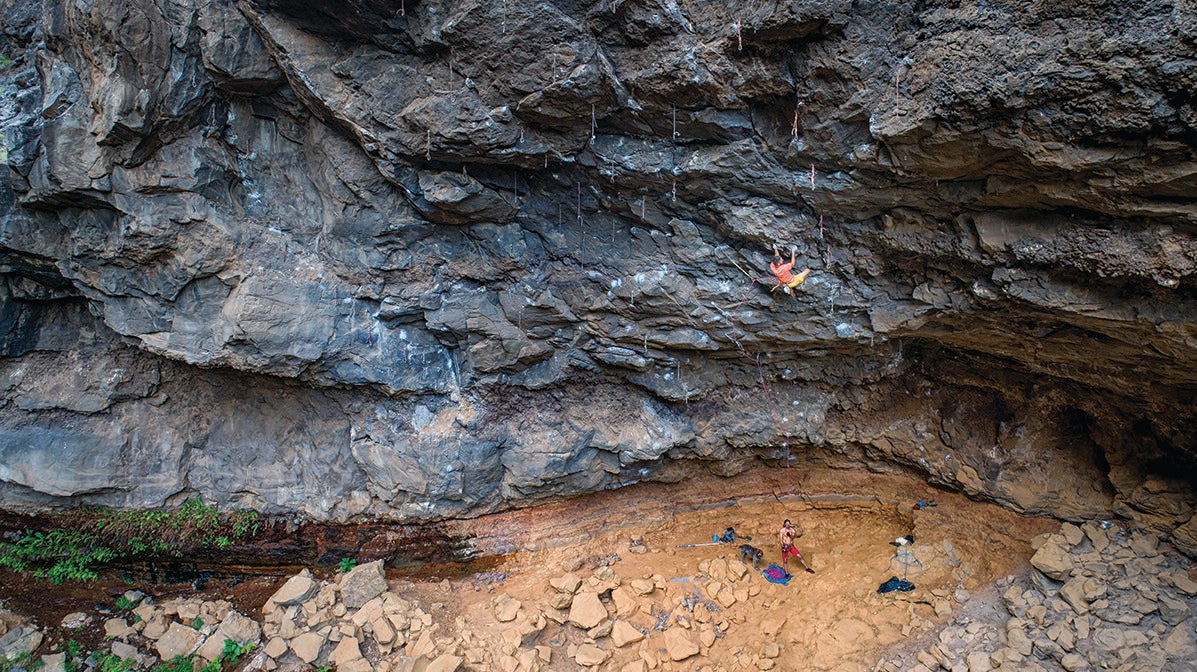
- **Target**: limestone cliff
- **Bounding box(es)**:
[0,0,1194,550]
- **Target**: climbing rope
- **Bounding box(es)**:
[722,275,800,523]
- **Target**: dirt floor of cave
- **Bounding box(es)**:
[1,467,1059,670]
[415,467,1060,670]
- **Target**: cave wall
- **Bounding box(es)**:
[1,0,1195,550]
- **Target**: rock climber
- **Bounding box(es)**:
[779,519,814,577]
[769,244,811,295]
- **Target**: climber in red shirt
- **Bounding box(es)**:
[769,245,810,295]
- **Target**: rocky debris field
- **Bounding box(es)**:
[879,522,1197,672]
[3,469,1193,672]
[1,0,1196,563]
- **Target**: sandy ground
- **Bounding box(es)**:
[393,467,1060,671]
[0,466,1059,671]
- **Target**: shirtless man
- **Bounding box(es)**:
[779,519,814,576]
[769,245,811,295]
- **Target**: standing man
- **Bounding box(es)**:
[779,519,815,577]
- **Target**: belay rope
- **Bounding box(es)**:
[722,276,800,522]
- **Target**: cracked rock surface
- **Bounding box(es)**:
[0,0,1195,542]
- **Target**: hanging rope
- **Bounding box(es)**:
[721,274,800,522]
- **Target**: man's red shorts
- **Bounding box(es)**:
[782,544,800,559]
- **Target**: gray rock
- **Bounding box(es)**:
[567,591,607,630]
[1158,595,1191,626]
[1007,629,1033,657]
[1031,542,1073,582]
[0,627,42,662]
[1060,653,1086,671]
[0,0,1195,548]
[154,623,202,661]
[196,611,261,661]
[413,171,518,225]
[59,613,90,629]
[289,631,326,664]
[965,651,991,672]
[340,560,389,609]
[40,652,66,672]
[1060,524,1085,548]
[426,654,463,672]
[109,641,142,664]
[269,570,319,608]
[1059,576,1094,614]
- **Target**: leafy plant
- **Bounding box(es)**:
[191,616,203,630]
[0,651,42,672]
[0,54,11,69]
[0,530,115,584]
[230,510,260,539]
[150,656,199,672]
[337,557,357,573]
[220,639,255,665]
[114,595,137,611]
[64,640,83,672]
[97,653,136,672]
[0,498,263,583]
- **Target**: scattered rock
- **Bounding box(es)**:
[340,560,389,609]
[268,570,319,609]
[289,631,326,663]
[664,627,699,661]
[263,637,288,659]
[630,578,655,596]
[60,612,90,629]
[331,635,364,670]
[567,591,608,629]
[40,653,66,672]
[550,573,583,594]
[104,617,135,641]
[0,627,42,662]
[574,643,610,666]
[491,594,521,623]
[109,641,142,664]
[1031,540,1073,581]
[425,653,463,672]
[154,622,202,661]
[611,620,645,647]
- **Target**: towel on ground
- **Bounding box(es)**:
[877,576,915,593]
[763,564,791,585]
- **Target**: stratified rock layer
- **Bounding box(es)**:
[1,0,1195,545]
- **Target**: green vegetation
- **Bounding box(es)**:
[0,530,116,583]
[220,639,256,666]
[0,651,43,672]
[0,54,12,69]
[64,640,83,672]
[0,497,261,584]
[337,556,358,573]
[96,653,137,672]
[152,657,199,672]
[114,594,137,611]
[55,638,256,672]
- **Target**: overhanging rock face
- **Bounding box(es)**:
[0,0,1194,548]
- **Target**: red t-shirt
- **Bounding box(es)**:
[770,261,795,284]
